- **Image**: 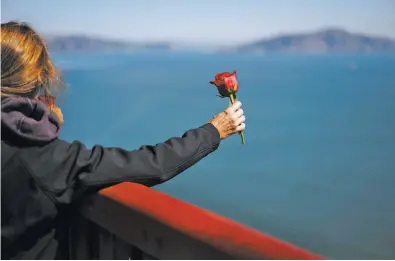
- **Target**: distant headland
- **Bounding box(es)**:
[234,28,395,54]
[46,28,395,54]
[45,35,172,53]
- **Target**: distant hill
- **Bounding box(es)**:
[45,35,172,52]
[45,29,395,54]
[235,28,395,54]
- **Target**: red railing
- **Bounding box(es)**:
[70,182,325,259]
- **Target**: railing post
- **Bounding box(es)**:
[69,213,94,259]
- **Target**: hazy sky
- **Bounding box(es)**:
[1,0,394,44]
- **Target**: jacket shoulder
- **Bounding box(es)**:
[16,139,89,202]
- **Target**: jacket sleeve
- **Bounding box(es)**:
[31,123,220,202]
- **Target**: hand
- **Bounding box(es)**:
[209,101,246,140]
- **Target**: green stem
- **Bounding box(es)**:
[229,93,236,104]
[229,93,246,145]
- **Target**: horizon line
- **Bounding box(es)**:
[43,26,395,46]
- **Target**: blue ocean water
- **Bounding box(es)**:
[54,52,395,259]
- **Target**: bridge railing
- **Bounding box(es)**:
[69,182,324,260]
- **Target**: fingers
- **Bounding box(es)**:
[226,101,242,114]
[211,100,246,140]
[227,101,245,129]
[231,100,242,111]
[234,115,245,126]
[233,108,244,119]
[235,123,246,132]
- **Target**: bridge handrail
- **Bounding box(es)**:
[73,182,324,259]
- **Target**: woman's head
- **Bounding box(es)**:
[1,21,63,100]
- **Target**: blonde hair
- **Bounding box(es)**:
[1,21,63,101]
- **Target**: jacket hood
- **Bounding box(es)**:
[1,96,61,144]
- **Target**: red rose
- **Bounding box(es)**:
[210,71,239,97]
[209,70,245,145]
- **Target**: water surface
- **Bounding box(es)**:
[56,52,395,259]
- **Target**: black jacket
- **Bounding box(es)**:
[1,96,221,259]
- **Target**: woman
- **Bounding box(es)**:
[1,21,246,259]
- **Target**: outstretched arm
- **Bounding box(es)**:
[26,101,245,204]
[73,123,220,188]
[32,123,220,203]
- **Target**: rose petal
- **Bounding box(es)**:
[224,75,238,91]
